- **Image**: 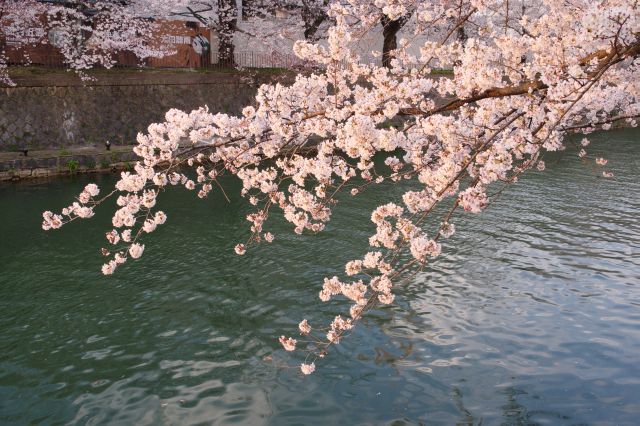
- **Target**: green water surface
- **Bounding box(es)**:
[1,129,639,425]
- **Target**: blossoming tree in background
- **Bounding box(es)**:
[1,0,333,82]
[43,0,639,374]
[0,0,178,85]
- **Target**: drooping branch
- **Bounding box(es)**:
[40,0,638,376]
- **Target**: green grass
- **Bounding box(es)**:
[430,68,454,75]
[66,159,79,173]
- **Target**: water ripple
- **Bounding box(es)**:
[0,129,639,424]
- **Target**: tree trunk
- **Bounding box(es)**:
[242,0,269,19]
[302,0,329,41]
[303,14,327,41]
[380,15,406,68]
[217,0,237,67]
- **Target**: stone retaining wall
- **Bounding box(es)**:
[0,69,288,151]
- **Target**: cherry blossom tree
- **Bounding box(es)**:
[43,0,639,375]
[0,0,175,85]
[0,0,63,85]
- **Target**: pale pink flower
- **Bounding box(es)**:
[378,293,395,304]
[234,243,246,255]
[242,106,255,118]
[300,362,315,375]
[154,211,167,225]
[279,336,296,351]
[459,187,488,213]
[84,184,100,197]
[121,229,132,242]
[602,171,614,178]
[350,305,363,319]
[319,289,331,302]
[440,222,455,239]
[331,315,353,331]
[410,236,440,261]
[264,232,274,243]
[42,211,63,230]
[340,280,367,305]
[106,230,120,244]
[345,260,362,276]
[75,206,95,219]
[101,260,117,275]
[142,219,157,233]
[322,276,342,295]
[298,319,311,335]
[362,251,382,269]
[327,330,340,343]
[370,276,392,293]
[78,191,91,204]
[596,157,608,166]
[142,190,156,208]
[123,214,136,227]
[536,161,545,171]
[153,174,168,187]
[578,149,587,158]
[128,243,145,259]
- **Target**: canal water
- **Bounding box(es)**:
[1,129,639,425]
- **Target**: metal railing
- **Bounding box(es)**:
[7,49,306,71]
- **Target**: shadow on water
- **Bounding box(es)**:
[0,128,639,425]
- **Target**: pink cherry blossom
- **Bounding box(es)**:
[128,243,145,259]
[298,319,311,335]
[279,336,297,351]
[300,362,315,375]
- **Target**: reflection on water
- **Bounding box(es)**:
[0,129,639,425]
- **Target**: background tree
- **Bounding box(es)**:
[0,0,172,84]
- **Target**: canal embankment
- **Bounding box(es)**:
[0,67,293,181]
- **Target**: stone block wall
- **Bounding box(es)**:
[0,70,287,151]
